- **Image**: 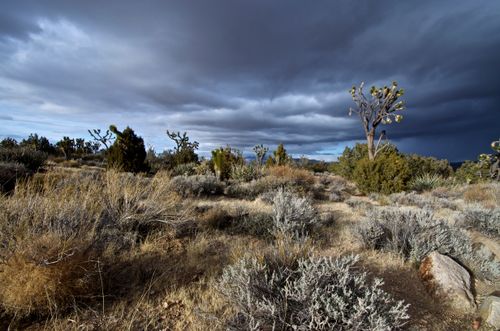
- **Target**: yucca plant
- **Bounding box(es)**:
[408,173,444,192]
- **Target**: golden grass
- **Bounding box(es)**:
[463,183,498,207]
[266,165,315,186]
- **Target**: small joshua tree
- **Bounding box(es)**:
[266,143,290,166]
[252,144,269,166]
[211,146,244,181]
[479,138,500,180]
[349,82,406,160]
[166,130,199,166]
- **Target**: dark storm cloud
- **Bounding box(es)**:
[0,0,499,160]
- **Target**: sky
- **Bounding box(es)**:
[0,1,499,161]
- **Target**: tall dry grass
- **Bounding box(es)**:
[0,169,186,318]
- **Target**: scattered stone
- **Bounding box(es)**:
[479,296,500,329]
[419,251,476,311]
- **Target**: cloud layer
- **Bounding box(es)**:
[1,0,499,160]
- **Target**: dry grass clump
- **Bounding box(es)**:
[463,183,499,208]
[0,235,99,317]
[266,165,315,187]
[0,169,187,319]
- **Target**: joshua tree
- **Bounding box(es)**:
[253,144,269,166]
[56,136,76,160]
[481,138,500,181]
[211,146,243,181]
[266,143,290,166]
[88,128,115,149]
[166,130,199,166]
[348,81,406,160]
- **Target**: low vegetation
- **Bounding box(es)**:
[0,97,499,329]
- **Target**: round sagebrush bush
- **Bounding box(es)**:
[459,204,500,239]
[271,187,317,239]
[219,255,410,331]
[356,206,500,280]
[169,174,224,197]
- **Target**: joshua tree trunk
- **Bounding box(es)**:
[366,130,375,160]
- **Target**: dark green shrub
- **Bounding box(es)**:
[0,147,47,172]
[0,138,18,149]
[405,154,453,178]
[330,143,398,180]
[353,153,411,194]
[454,160,489,184]
[20,134,57,155]
[107,125,148,173]
[0,162,28,192]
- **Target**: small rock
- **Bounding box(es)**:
[419,251,476,312]
[479,296,500,329]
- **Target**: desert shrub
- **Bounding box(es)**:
[169,174,224,197]
[0,147,48,171]
[463,184,498,206]
[353,153,411,194]
[266,165,315,187]
[405,154,453,178]
[194,159,214,175]
[330,143,398,180]
[107,126,149,173]
[0,169,185,317]
[171,162,197,176]
[408,173,445,192]
[0,162,28,192]
[356,207,500,279]
[270,187,317,239]
[459,204,500,238]
[219,254,409,330]
[388,191,458,210]
[230,163,261,182]
[454,160,489,184]
[200,206,272,237]
[0,235,99,317]
[345,197,374,212]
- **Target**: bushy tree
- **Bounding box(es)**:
[20,134,56,155]
[405,154,453,178]
[353,151,411,194]
[56,137,76,160]
[348,82,406,160]
[330,143,398,180]
[107,125,148,173]
[0,138,18,149]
